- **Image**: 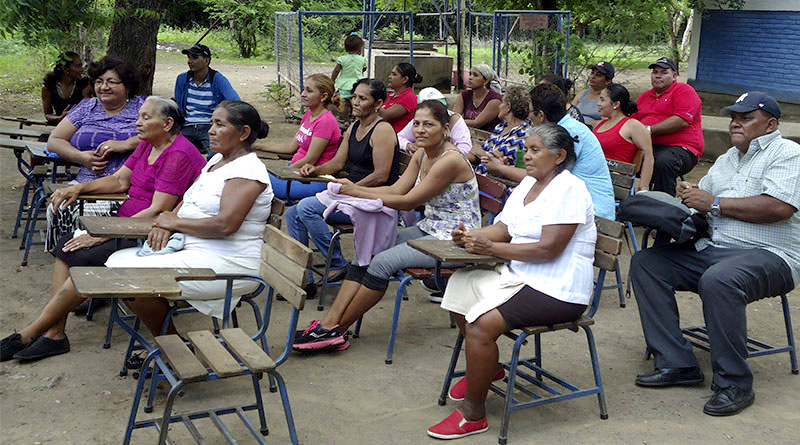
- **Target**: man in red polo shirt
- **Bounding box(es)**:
[635,57,703,196]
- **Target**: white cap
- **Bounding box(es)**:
[418,87,447,105]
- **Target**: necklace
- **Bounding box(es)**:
[56,80,76,99]
[104,98,129,115]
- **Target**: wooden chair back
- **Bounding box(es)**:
[259,225,313,310]
[267,198,286,229]
[396,151,413,175]
[606,158,637,201]
[476,174,507,216]
[469,127,492,144]
[593,216,624,273]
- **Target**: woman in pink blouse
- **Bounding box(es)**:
[258,73,343,200]
[0,96,206,362]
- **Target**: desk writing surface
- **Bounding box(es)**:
[262,159,335,183]
[407,239,506,264]
[79,216,154,238]
[70,267,216,299]
[1,116,49,127]
[45,183,128,202]
[0,137,29,151]
[25,142,49,159]
[0,127,50,139]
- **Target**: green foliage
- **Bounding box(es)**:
[0,0,112,52]
[201,0,291,58]
[0,38,53,94]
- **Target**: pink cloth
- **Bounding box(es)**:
[397,110,472,155]
[316,182,398,266]
[118,133,206,217]
[383,87,418,132]
[290,109,342,166]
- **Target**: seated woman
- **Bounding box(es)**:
[593,83,654,192]
[292,100,481,351]
[453,64,503,132]
[540,74,584,124]
[286,79,400,294]
[41,51,91,126]
[256,73,342,201]
[427,123,597,440]
[571,61,614,127]
[379,62,421,132]
[468,85,530,171]
[0,96,206,362]
[397,87,472,155]
[45,56,146,251]
[104,100,273,338]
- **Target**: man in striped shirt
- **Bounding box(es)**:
[630,92,799,417]
[174,44,240,157]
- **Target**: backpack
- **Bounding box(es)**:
[617,191,709,244]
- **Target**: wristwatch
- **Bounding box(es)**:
[710,197,722,217]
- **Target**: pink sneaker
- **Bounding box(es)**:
[448,368,505,401]
[427,409,488,440]
[330,337,350,351]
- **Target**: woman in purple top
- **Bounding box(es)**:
[453,64,504,132]
[45,56,146,249]
[0,97,206,363]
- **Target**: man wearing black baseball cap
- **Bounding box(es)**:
[631,91,800,417]
[634,56,703,196]
[174,43,240,157]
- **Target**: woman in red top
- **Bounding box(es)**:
[593,84,654,192]
[380,62,421,132]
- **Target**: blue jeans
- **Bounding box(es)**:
[286,196,352,281]
[181,124,213,158]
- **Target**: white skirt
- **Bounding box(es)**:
[440,265,526,323]
[105,247,260,319]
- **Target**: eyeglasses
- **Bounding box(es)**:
[94,78,123,87]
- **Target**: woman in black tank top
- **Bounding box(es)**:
[287,78,401,294]
[42,52,91,125]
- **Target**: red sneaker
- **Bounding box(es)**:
[427,409,488,440]
[448,368,505,401]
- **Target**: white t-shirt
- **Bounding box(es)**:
[178,152,274,258]
[496,171,597,305]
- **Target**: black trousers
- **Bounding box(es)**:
[630,243,794,391]
[650,144,697,196]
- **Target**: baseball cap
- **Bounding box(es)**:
[648,57,678,72]
[589,61,615,79]
[182,44,211,58]
[418,87,447,106]
[721,91,781,119]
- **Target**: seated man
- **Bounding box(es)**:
[634,57,703,195]
[630,92,799,416]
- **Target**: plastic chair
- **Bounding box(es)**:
[436,217,624,444]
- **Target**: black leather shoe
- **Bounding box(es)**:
[1,332,28,362]
[635,367,705,387]
[13,335,70,361]
[703,386,754,416]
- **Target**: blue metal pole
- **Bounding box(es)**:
[468,12,472,68]
[275,13,280,85]
[492,11,498,71]
[504,15,510,81]
[564,12,571,78]
[409,12,414,64]
[298,12,304,110]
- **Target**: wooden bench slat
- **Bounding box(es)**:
[593,250,618,272]
[610,172,634,188]
[187,330,242,378]
[479,194,504,215]
[596,234,622,256]
[260,244,308,286]
[606,159,636,176]
[522,315,595,335]
[270,198,286,217]
[155,335,208,383]
[220,328,275,373]
[476,174,507,200]
[259,262,306,310]
[0,128,50,139]
[595,217,624,239]
[263,225,313,268]
[614,185,631,201]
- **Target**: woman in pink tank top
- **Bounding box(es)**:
[593,84,654,192]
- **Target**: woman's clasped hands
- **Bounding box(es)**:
[452,222,494,256]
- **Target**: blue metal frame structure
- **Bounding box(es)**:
[490,10,571,82]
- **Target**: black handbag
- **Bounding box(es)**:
[617,191,709,244]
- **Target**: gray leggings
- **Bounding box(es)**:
[356,226,460,291]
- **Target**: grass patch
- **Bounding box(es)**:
[0,40,53,95]
[157,26,275,64]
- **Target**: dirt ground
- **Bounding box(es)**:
[1,58,798,444]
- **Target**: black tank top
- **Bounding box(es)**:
[45,77,89,116]
[346,119,401,185]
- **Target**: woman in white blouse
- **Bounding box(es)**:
[106,100,273,344]
[427,123,597,440]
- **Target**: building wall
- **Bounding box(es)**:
[687,2,800,104]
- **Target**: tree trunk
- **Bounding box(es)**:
[107,0,165,96]
[680,11,694,62]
